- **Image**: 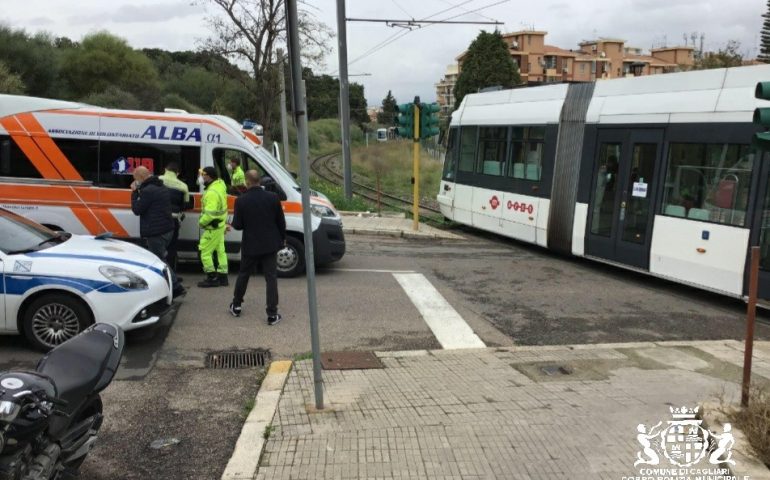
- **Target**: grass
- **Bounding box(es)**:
[263,425,275,440]
[275,119,444,213]
[351,140,443,205]
[292,351,314,361]
[726,387,770,466]
[242,397,256,419]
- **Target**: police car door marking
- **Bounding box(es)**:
[13,261,32,273]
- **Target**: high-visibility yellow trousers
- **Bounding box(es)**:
[199,227,228,274]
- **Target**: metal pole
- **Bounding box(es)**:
[286,0,323,410]
[277,48,291,169]
[412,98,420,231]
[742,245,760,407]
[336,0,353,199]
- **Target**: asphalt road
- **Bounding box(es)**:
[1,228,767,479]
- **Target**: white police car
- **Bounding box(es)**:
[0,208,172,351]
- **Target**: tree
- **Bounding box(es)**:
[696,40,744,69]
[0,26,62,97]
[199,0,333,142]
[760,0,770,63]
[60,32,161,108]
[0,61,25,94]
[377,90,397,125]
[453,31,520,109]
[80,86,142,110]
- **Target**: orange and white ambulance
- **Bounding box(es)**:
[0,94,345,277]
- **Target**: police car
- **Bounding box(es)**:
[0,207,172,351]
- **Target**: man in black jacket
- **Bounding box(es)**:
[228,170,286,325]
[131,166,185,297]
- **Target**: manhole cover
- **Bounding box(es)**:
[320,351,384,370]
[540,365,573,376]
[205,349,270,369]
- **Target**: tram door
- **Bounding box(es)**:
[748,155,770,300]
[585,129,665,269]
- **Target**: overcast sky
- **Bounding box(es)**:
[2,0,766,107]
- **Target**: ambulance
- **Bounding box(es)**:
[0,95,346,277]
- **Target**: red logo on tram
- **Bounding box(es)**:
[489,196,500,209]
[506,200,535,214]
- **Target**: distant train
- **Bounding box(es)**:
[438,65,770,300]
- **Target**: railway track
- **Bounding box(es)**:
[310,153,444,220]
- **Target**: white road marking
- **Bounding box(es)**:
[328,268,417,274]
[393,273,486,350]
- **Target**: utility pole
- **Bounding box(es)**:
[285,0,323,410]
[336,0,353,199]
[277,48,291,169]
[412,97,421,231]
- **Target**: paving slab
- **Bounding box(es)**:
[252,340,770,479]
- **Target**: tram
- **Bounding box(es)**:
[438,64,770,300]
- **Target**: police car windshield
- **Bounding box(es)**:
[0,209,61,254]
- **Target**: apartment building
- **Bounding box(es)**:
[436,30,696,104]
[435,63,459,118]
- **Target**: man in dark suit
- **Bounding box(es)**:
[228,170,287,325]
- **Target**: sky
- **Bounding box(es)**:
[1,0,767,108]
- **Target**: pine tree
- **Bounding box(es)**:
[454,31,520,109]
[761,0,770,63]
[377,90,397,125]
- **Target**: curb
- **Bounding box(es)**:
[220,360,292,480]
[343,228,462,240]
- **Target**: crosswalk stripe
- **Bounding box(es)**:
[393,273,486,350]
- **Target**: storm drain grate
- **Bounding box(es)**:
[205,349,271,369]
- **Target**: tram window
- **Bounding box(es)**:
[442,128,458,181]
[509,127,544,181]
[661,143,754,227]
[458,127,477,173]
[476,127,507,176]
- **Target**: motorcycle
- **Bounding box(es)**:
[0,323,124,479]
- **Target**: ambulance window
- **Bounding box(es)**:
[245,156,268,178]
[98,141,200,189]
[54,139,98,182]
[212,148,247,187]
[0,135,43,179]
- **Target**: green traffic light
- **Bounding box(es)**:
[753,131,770,149]
[757,82,770,100]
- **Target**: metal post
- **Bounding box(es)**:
[336,0,353,199]
[412,98,420,231]
[742,245,760,407]
[286,0,323,410]
[277,48,290,169]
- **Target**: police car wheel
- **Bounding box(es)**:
[277,236,305,278]
[22,294,92,352]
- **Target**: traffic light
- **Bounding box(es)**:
[395,103,414,139]
[754,82,770,149]
[419,102,440,139]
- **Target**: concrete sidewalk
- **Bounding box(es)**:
[340,212,463,240]
[255,340,770,479]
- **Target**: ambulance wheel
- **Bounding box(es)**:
[277,236,305,278]
[22,293,92,351]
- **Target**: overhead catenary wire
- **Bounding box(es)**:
[346,0,476,67]
[348,0,509,66]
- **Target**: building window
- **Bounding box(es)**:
[476,127,507,176]
[508,127,545,181]
[661,143,754,227]
[458,127,478,173]
[580,63,586,73]
[527,35,531,46]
